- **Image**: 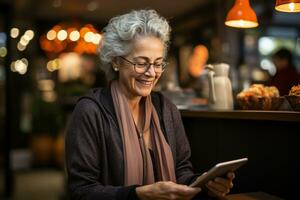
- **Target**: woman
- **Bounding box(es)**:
[66,9,234,200]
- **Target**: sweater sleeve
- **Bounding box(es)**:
[65,99,139,200]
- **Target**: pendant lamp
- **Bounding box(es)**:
[275,0,300,12]
[225,0,258,28]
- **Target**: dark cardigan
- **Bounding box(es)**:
[65,87,200,200]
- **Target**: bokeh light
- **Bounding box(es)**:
[0,47,7,57]
[40,24,100,54]
[69,30,80,41]
[10,28,19,38]
[47,30,56,40]
[25,30,35,40]
[57,30,67,41]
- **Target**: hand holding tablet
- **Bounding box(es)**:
[189,158,248,188]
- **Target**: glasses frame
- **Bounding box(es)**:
[119,56,167,74]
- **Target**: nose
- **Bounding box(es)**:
[144,64,156,77]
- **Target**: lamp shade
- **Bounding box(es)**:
[275,0,300,12]
[225,0,258,28]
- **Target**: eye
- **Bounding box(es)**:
[136,63,148,68]
[153,63,163,67]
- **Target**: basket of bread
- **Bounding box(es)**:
[285,84,300,111]
[236,84,284,110]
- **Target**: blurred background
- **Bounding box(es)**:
[0,0,300,199]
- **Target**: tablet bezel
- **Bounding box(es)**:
[189,158,248,188]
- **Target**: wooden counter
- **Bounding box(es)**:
[180,109,299,200]
[180,109,300,122]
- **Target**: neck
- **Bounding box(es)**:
[116,80,142,112]
[130,97,144,130]
[128,97,142,113]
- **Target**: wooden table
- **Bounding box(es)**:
[226,192,284,200]
[201,192,284,200]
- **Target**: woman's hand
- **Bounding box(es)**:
[136,181,201,200]
[206,172,235,199]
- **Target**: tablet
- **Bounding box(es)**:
[189,158,248,188]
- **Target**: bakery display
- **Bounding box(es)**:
[286,84,300,111]
[236,84,283,110]
[288,85,300,96]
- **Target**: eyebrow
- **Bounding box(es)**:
[133,56,164,61]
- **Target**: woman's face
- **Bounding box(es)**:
[116,36,165,99]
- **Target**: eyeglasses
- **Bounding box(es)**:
[119,56,167,74]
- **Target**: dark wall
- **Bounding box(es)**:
[182,117,300,199]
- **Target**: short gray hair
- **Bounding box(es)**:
[98,9,171,80]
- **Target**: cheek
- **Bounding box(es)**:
[119,69,136,82]
[154,74,162,84]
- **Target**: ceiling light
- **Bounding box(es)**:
[225,0,258,28]
[275,0,300,12]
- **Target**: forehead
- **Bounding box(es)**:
[129,36,165,58]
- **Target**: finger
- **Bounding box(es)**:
[207,180,229,194]
[207,184,226,198]
[176,188,202,200]
[177,190,202,200]
[214,177,233,189]
[163,182,201,199]
[174,185,201,196]
[227,172,235,180]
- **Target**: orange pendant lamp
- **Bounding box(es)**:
[225,0,258,28]
[275,0,300,12]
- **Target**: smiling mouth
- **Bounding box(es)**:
[136,79,153,86]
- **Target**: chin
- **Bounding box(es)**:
[135,88,152,97]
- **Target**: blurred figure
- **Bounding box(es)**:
[269,48,300,95]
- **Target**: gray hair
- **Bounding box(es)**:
[98,9,171,80]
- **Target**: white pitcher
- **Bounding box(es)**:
[206,63,234,110]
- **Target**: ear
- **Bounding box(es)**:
[111,58,119,71]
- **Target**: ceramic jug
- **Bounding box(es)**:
[206,63,234,110]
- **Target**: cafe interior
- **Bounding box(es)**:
[1,0,300,199]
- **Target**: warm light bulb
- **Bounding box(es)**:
[225,19,258,28]
[70,30,80,41]
[92,33,102,44]
[289,2,295,11]
[57,30,67,41]
[275,0,300,12]
[238,20,245,27]
[84,32,94,43]
[47,30,56,40]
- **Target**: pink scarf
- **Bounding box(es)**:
[111,81,176,185]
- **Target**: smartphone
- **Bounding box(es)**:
[189,158,248,187]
